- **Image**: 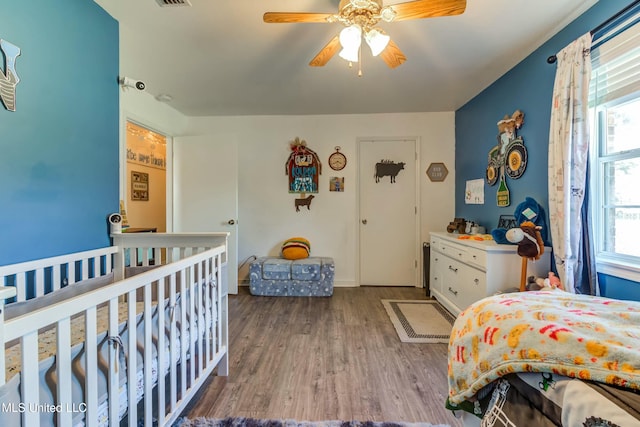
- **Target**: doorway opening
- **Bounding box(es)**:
[124,121,167,232]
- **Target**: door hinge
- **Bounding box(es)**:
[415,259,418,268]
[415,206,417,214]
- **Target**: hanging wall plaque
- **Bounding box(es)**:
[0,39,22,112]
[285,137,322,193]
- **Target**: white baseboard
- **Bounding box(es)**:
[334,280,357,287]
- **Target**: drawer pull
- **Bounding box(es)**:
[472,255,477,259]
[448,265,458,273]
[474,278,479,284]
[458,252,462,257]
[448,287,458,296]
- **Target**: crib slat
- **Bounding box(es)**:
[35,268,45,298]
[57,317,73,427]
[169,272,177,413]
[180,267,187,397]
[82,257,89,281]
[127,290,137,427]
[143,283,153,426]
[16,273,26,302]
[157,276,166,426]
[189,265,196,384]
[85,306,98,427]
[218,253,229,376]
[204,258,211,365]
[69,261,77,284]
[108,298,120,427]
[52,264,62,292]
[105,252,112,274]
[21,331,40,427]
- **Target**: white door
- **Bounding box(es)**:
[359,138,418,286]
[173,136,238,294]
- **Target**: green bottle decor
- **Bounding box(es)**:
[497,173,510,207]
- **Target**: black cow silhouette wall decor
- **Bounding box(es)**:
[374,160,405,183]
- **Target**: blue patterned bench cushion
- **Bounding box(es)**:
[249,257,334,297]
[262,258,292,280]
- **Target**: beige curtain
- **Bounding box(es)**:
[547,33,595,294]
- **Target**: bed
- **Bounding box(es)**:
[0,232,229,427]
[446,290,640,427]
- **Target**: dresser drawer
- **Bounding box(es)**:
[435,241,467,262]
[443,259,486,311]
[465,246,487,270]
[458,267,487,309]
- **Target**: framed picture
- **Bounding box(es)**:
[131,171,149,201]
[329,177,344,192]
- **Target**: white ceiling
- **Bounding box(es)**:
[93,0,598,117]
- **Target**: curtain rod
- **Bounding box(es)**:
[547,0,640,64]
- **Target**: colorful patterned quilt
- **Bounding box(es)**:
[447,290,640,405]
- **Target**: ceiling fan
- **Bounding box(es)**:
[263,0,467,70]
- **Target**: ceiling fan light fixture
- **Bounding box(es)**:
[339,47,360,63]
[365,28,390,56]
[339,24,362,50]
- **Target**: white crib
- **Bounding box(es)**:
[0,232,229,427]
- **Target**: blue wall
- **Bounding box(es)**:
[455,0,640,299]
[0,0,119,265]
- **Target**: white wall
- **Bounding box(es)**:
[115,94,456,286]
[186,112,456,287]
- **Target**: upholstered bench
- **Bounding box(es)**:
[249,257,334,297]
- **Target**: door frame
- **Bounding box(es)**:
[356,136,422,288]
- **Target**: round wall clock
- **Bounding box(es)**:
[328,146,347,171]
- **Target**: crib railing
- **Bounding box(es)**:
[0,232,230,427]
[0,247,118,303]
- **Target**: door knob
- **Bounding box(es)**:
[228,219,236,225]
[362,219,367,225]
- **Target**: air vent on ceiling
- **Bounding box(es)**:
[155,0,191,7]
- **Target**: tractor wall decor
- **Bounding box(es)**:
[486,109,528,207]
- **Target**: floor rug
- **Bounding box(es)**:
[174,417,450,427]
[381,299,455,343]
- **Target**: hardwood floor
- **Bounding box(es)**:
[181,286,462,426]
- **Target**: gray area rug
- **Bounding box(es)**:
[174,418,450,427]
[381,299,455,343]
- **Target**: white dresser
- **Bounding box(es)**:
[429,231,551,316]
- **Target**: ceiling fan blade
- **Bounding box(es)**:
[391,0,466,21]
[309,36,341,67]
[379,40,407,69]
[263,12,333,23]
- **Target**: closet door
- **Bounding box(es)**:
[358,138,419,286]
[173,136,238,294]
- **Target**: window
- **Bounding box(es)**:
[590,13,640,281]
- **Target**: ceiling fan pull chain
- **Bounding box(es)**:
[358,46,363,77]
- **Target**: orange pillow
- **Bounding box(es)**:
[281,237,311,260]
